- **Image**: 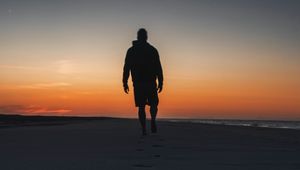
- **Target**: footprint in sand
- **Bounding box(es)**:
[138,139,145,144]
[152,144,164,148]
[159,138,165,142]
[153,154,161,158]
[132,164,153,168]
[136,148,144,151]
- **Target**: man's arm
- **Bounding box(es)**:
[122,49,132,93]
[155,50,163,93]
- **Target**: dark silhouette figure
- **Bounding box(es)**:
[123,28,163,135]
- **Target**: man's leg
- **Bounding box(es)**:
[150,106,158,133]
[138,106,147,135]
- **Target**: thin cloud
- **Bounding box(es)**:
[0,105,72,115]
[56,60,75,74]
[0,65,47,71]
[0,105,24,113]
[18,82,71,89]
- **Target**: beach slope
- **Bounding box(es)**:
[0,116,299,170]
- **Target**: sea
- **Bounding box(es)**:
[164,119,300,130]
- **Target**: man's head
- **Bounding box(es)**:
[137,28,148,42]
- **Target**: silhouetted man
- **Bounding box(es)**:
[123,28,163,135]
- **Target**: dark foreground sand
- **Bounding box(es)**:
[0,117,300,170]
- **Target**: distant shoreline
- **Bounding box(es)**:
[163,119,300,130]
[1,114,300,130]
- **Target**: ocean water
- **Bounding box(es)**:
[165,119,300,130]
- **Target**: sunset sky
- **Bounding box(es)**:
[0,0,299,120]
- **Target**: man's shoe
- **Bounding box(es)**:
[151,121,157,133]
[142,128,147,136]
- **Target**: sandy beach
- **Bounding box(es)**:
[0,116,299,170]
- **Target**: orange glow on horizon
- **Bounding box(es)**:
[1,70,299,120]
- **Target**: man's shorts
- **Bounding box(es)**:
[133,82,159,107]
